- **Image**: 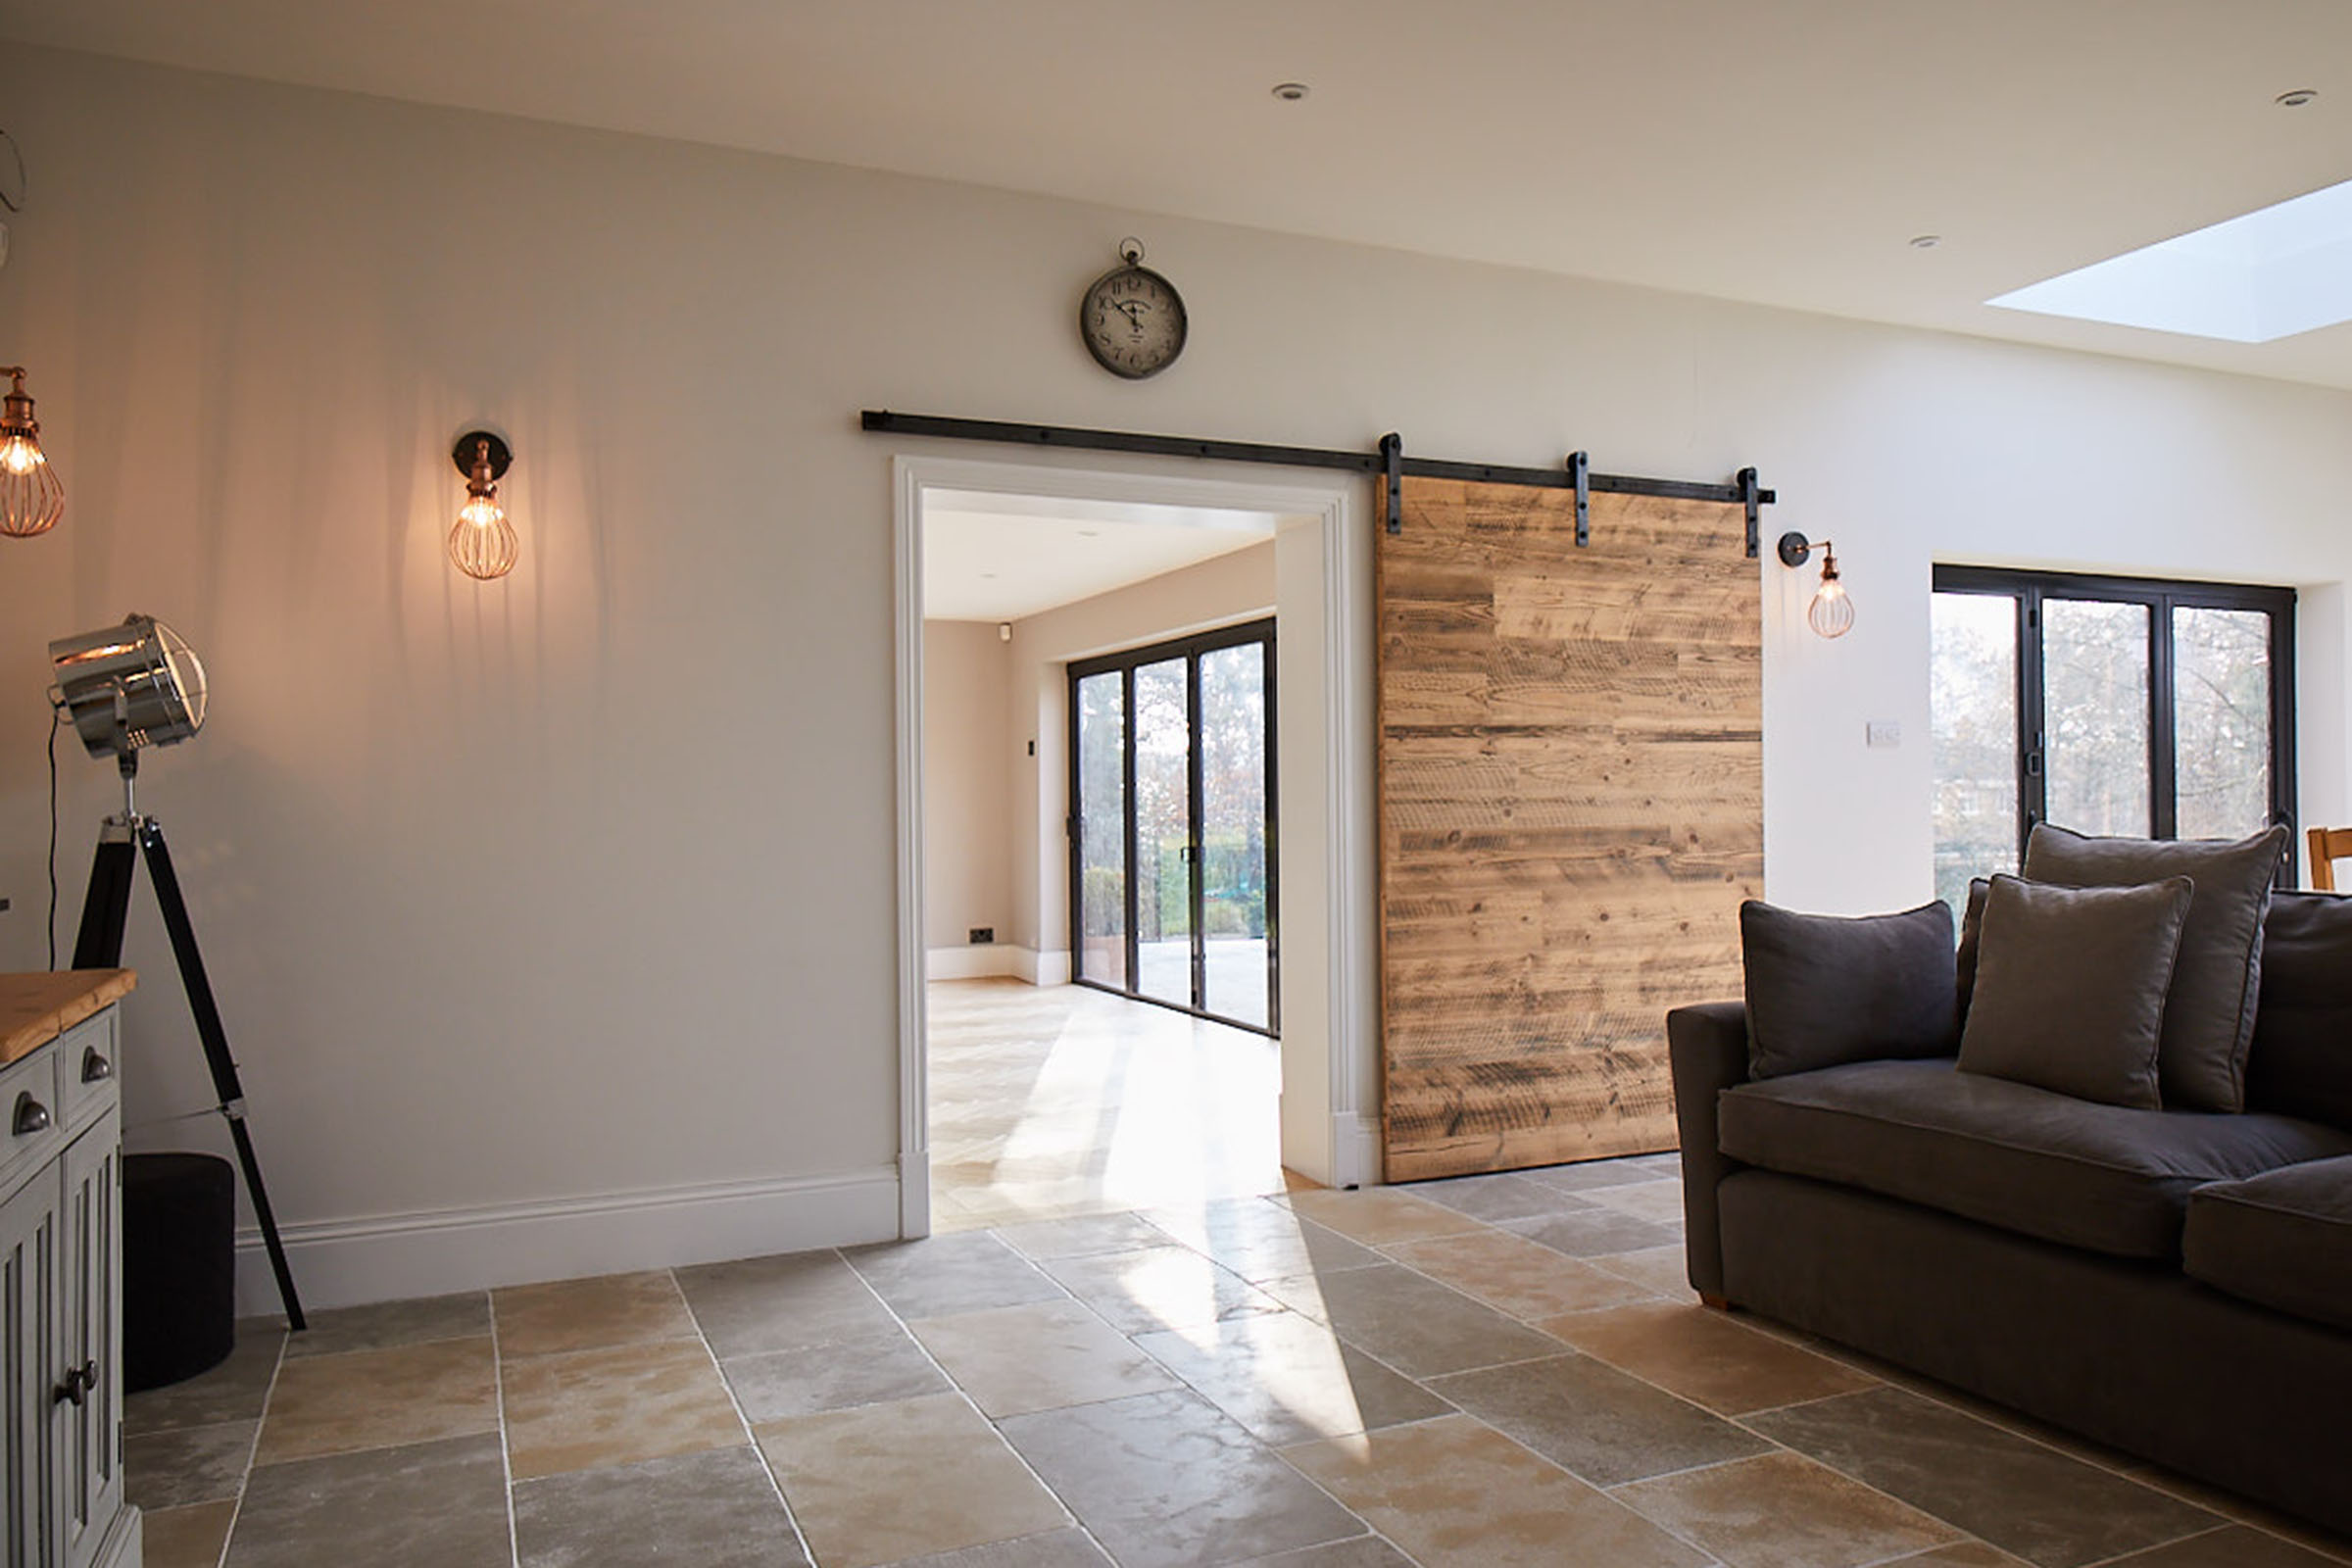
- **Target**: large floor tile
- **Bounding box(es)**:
[1885,1547,2031,1567]
[493,1270,699,1357]
[141,1499,238,1568]
[881,1530,1112,1568]
[1613,1450,1964,1568]
[1259,1262,1561,1378]
[1383,1228,1658,1320]
[512,1445,809,1568]
[1580,1177,1689,1226]
[675,1249,903,1358]
[1132,1310,1451,1446]
[226,1433,512,1568]
[501,1338,745,1480]
[1543,1300,1877,1414]
[1283,1412,1711,1568]
[281,1292,490,1360]
[1038,1245,1282,1334]
[1750,1387,2218,1568]
[2097,1527,2352,1567]
[1146,1199,1385,1283]
[1428,1352,1769,1486]
[1000,1388,1365,1568]
[1231,1540,1417,1567]
[1586,1243,1698,1299]
[993,1211,1175,1260]
[1523,1159,1682,1193]
[721,1327,950,1422]
[907,1298,1177,1417]
[125,1418,257,1509]
[125,1329,285,1437]
[845,1232,1066,1317]
[1278,1188,1486,1246]
[253,1337,499,1465]
[1500,1206,1682,1258]
[1398,1172,1599,1223]
[756,1392,1068,1568]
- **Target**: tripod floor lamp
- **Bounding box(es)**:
[50,614,305,1330]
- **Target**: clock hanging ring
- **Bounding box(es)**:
[1079,238,1188,380]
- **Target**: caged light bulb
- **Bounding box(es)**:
[448,436,518,580]
[0,367,63,538]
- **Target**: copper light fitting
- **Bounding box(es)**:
[1778,531,1854,640]
[0,365,63,538]
[449,429,518,580]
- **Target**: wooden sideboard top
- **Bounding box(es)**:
[0,971,137,1066]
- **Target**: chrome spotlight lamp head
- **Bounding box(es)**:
[48,614,209,770]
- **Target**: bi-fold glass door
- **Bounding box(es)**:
[1070,619,1277,1034]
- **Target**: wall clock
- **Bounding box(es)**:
[1079,240,1187,379]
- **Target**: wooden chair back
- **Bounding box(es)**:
[2312,826,2352,893]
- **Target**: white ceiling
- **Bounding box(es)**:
[10,1,2352,385]
[922,490,1281,622]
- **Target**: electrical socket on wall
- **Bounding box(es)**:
[1867,720,1902,749]
[968,927,995,945]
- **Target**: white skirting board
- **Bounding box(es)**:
[1331,1111,1384,1190]
[924,946,1069,985]
[234,1165,903,1312]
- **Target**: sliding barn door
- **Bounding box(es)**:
[1379,478,1761,1182]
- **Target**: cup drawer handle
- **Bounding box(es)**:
[12,1093,51,1137]
[81,1047,113,1084]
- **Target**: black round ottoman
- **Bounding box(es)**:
[123,1152,237,1393]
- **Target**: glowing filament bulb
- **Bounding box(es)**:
[0,367,63,538]
[1807,545,1855,639]
[448,437,518,580]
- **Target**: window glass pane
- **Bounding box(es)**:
[2175,607,2273,841]
[1132,658,1193,1007]
[1931,592,2020,914]
[1200,642,1270,1029]
[1076,671,1127,988]
[2043,598,2151,837]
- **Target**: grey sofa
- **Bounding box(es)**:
[1669,890,2352,1535]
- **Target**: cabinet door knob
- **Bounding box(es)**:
[52,1361,95,1407]
[81,1047,114,1084]
[11,1093,49,1137]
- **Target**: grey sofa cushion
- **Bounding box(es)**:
[2183,1155,2352,1332]
[2245,892,2352,1132]
[1954,877,1989,1021]
[1717,1058,2352,1258]
[2023,822,2288,1112]
[1741,899,1958,1080]
[1956,874,2191,1109]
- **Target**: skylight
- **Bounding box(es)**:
[1988,178,2352,343]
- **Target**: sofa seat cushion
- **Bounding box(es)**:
[1718,1059,2352,1259]
[2183,1156,2352,1331]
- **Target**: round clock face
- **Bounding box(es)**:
[1080,264,1188,379]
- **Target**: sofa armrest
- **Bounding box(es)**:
[1668,1001,1751,1302]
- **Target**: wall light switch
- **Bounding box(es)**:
[1867,719,1902,750]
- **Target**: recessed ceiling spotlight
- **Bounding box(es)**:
[2277,88,2319,108]
[1909,234,1942,250]
[1077,528,1101,537]
[1271,82,1310,103]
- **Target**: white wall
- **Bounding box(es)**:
[919,620,1011,959]
[1001,540,1278,965]
[2,47,2348,1303]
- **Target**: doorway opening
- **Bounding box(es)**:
[1070,618,1278,1034]
[894,456,1375,1238]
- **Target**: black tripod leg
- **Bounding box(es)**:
[136,821,307,1331]
[72,831,138,969]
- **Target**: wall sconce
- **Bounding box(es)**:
[449,429,518,580]
[0,366,63,538]
[1778,531,1854,639]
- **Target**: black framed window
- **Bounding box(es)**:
[1931,565,2296,910]
[1068,618,1278,1035]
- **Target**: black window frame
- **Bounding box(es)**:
[1932,564,2297,875]
[1066,616,1280,1036]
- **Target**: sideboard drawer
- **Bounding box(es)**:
[0,1044,63,1199]
[58,1011,121,1134]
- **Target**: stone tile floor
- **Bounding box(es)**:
[130,1159,2352,1568]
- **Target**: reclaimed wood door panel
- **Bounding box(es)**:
[1379,477,1761,1182]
